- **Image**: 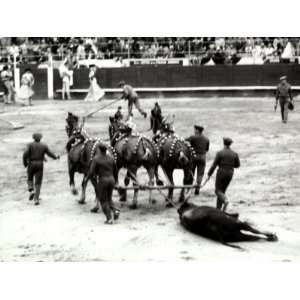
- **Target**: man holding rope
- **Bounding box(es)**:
[118,81,147,121]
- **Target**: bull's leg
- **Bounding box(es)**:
[240,222,278,242]
[128,166,139,209]
[68,160,78,195]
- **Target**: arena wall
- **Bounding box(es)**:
[2,64,300,99]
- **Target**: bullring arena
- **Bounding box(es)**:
[1,95,300,262]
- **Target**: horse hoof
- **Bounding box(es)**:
[105,219,113,225]
[113,210,120,220]
[119,195,127,202]
[71,189,78,195]
[178,197,185,203]
[90,207,99,213]
[78,200,86,205]
[129,204,138,210]
[151,199,157,205]
[166,202,173,208]
[156,180,164,186]
[194,188,200,195]
[124,177,130,186]
[267,233,278,242]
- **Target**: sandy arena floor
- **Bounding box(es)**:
[0,97,300,262]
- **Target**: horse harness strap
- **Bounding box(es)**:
[89,138,118,163]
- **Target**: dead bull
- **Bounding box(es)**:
[177,202,278,249]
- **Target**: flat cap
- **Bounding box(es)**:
[223,137,233,146]
[194,125,204,131]
[280,75,287,81]
[32,133,42,141]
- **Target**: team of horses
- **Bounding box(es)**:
[65,111,278,248]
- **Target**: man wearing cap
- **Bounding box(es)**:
[275,75,293,123]
[85,144,120,224]
[114,106,123,121]
[23,133,60,205]
[185,125,210,195]
[118,81,147,121]
[207,137,240,211]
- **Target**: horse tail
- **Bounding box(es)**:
[179,150,189,165]
[141,137,153,161]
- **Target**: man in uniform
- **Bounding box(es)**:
[185,125,210,195]
[23,133,60,205]
[118,81,147,121]
[206,137,240,211]
[86,144,120,224]
[275,75,293,123]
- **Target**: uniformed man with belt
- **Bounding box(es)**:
[118,81,147,121]
[23,133,60,205]
[185,125,210,195]
[275,75,293,123]
[85,144,120,224]
[207,137,240,211]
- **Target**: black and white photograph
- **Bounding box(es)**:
[1,35,299,262]
[0,1,299,298]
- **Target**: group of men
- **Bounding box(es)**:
[21,75,293,217]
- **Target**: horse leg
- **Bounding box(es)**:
[146,167,155,205]
[165,168,174,208]
[178,168,191,203]
[155,165,164,186]
[78,174,89,205]
[68,160,78,195]
[118,169,127,202]
[239,222,278,242]
[90,177,100,213]
[128,166,139,209]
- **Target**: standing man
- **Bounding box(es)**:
[185,125,210,195]
[23,133,60,205]
[85,144,120,224]
[150,102,163,134]
[206,137,240,211]
[1,65,15,104]
[118,81,147,121]
[275,75,293,123]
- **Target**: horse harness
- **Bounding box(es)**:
[155,133,197,159]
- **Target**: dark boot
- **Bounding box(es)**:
[194,187,200,195]
[29,190,35,201]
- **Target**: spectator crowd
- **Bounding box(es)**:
[0,37,299,65]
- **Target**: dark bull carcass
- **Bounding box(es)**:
[178,202,278,249]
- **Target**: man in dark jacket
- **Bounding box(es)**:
[23,133,60,205]
[185,125,210,195]
[86,144,120,224]
[275,75,293,123]
[207,137,240,211]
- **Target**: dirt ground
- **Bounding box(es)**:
[1,96,300,262]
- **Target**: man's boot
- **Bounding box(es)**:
[28,189,35,201]
[34,184,41,205]
[194,187,200,195]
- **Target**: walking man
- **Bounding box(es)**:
[23,133,60,205]
[206,137,240,211]
[185,125,210,195]
[118,81,147,121]
[275,75,293,123]
[85,144,120,224]
[150,102,163,134]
